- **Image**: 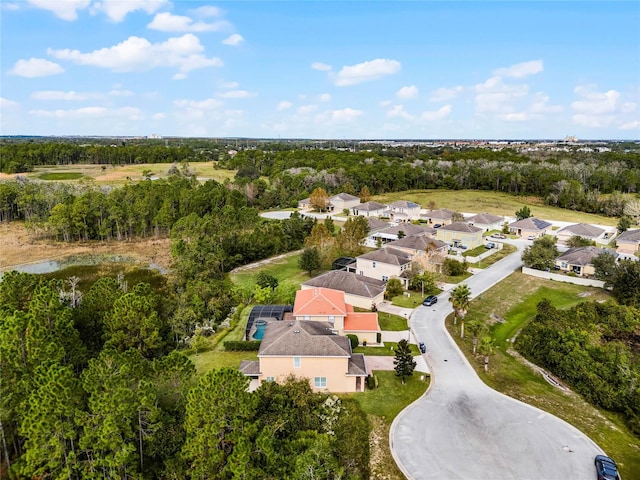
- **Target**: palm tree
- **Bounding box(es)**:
[478,336,494,371]
[466,319,485,355]
[449,284,471,337]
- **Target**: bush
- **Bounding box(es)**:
[347,334,359,350]
[224,340,261,351]
[443,257,467,276]
[367,375,376,389]
[376,332,382,344]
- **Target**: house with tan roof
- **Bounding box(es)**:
[385,236,448,273]
[387,200,422,222]
[508,217,552,238]
[302,270,385,309]
[328,193,360,212]
[555,223,609,245]
[422,208,455,226]
[435,222,484,249]
[369,223,436,246]
[616,229,640,256]
[355,247,413,286]
[555,246,617,277]
[352,201,388,217]
[239,319,367,393]
[466,212,505,232]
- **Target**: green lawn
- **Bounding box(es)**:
[390,291,426,308]
[378,312,408,331]
[354,341,419,356]
[374,189,619,226]
[38,172,85,180]
[445,273,640,479]
[229,251,311,292]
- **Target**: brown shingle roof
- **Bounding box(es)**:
[509,217,552,230]
[386,235,447,252]
[425,208,454,220]
[557,246,616,266]
[440,222,483,233]
[466,212,504,225]
[258,319,351,357]
[617,229,640,244]
[378,223,435,237]
[557,223,605,238]
[302,270,386,299]
[358,247,413,265]
[355,201,387,212]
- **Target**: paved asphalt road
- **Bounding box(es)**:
[391,241,605,480]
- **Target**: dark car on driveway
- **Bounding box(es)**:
[422,295,438,306]
[594,455,620,480]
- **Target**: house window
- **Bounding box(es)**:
[561,262,568,269]
[382,276,389,281]
[359,271,363,275]
[265,377,275,382]
[372,261,376,268]
[328,316,335,324]
[314,377,327,388]
[294,357,301,368]
[304,315,310,321]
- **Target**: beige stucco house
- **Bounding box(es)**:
[508,217,552,238]
[386,200,422,222]
[239,319,367,393]
[616,229,640,256]
[329,193,361,212]
[555,223,609,245]
[555,246,616,277]
[435,222,484,249]
[301,270,385,310]
[466,212,505,232]
[422,208,455,226]
[298,198,312,210]
[369,223,436,246]
[355,247,413,286]
[352,201,388,217]
[385,236,448,273]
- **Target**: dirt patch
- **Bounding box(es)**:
[0,221,173,272]
[368,415,404,480]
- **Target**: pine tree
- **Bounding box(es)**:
[394,339,416,384]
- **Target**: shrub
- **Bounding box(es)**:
[224,340,261,351]
[376,332,382,344]
[347,334,359,350]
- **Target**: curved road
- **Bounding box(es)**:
[391,241,604,479]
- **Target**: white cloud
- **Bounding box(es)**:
[474,76,529,114]
[379,100,392,107]
[222,34,244,46]
[9,58,64,77]
[318,93,331,102]
[32,90,92,101]
[147,12,226,32]
[620,120,640,130]
[571,85,628,128]
[334,58,401,86]
[529,93,563,114]
[330,108,363,122]
[219,81,240,89]
[297,104,318,115]
[217,90,255,99]
[48,34,223,75]
[193,6,222,18]
[311,62,332,71]
[0,97,19,109]
[498,112,530,122]
[27,0,90,21]
[152,112,166,120]
[421,105,452,121]
[277,101,292,111]
[109,88,134,97]
[387,105,413,120]
[1,3,20,11]
[174,98,223,110]
[493,60,543,79]
[172,73,187,80]
[91,0,167,22]
[29,106,143,120]
[429,86,463,102]
[396,85,418,100]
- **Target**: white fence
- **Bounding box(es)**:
[521,267,606,288]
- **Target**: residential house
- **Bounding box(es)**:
[298,198,312,210]
[239,319,367,393]
[385,235,448,273]
[356,247,413,286]
[302,270,385,310]
[555,223,608,245]
[508,217,552,238]
[386,200,422,222]
[352,201,388,217]
[292,287,381,345]
[466,212,505,232]
[435,222,484,249]
[369,223,436,246]
[422,208,455,226]
[328,193,361,212]
[616,229,640,256]
[555,246,617,277]
[367,217,391,233]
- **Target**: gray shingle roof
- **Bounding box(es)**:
[377,223,435,237]
[389,200,421,209]
[557,246,616,266]
[617,229,640,243]
[440,222,483,233]
[330,193,360,202]
[509,217,552,230]
[355,201,387,212]
[358,247,413,265]
[386,235,447,251]
[367,217,391,232]
[239,360,261,375]
[466,212,504,224]
[347,354,367,376]
[258,319,351,357]
[425,208,454,220]
[302,270,386,299]
[557,223,605,238]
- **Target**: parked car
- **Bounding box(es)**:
[433,224,442,228]
[527,235,536,240]
[423,295,438,306]
[594,455,620,480]
[491,233,507,239]
[485,242,496,249]
[418,342,427,353]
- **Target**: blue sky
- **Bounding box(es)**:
[1,1,639,140]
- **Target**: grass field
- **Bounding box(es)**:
[374,189,619,226]
[229,251,310,293]
[445,273,640,479]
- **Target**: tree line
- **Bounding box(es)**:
[0,272,370,479]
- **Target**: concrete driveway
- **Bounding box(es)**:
[390,241,604,479]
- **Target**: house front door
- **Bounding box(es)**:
[356,376,362,391]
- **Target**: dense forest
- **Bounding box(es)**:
[0,272,369,478]
[515,300,640,435]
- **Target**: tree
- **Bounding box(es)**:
[323,216,335,235]
[515,206,532,220]
[299,247,321,276]
[449,284,471,337]
[394,339,416,384]
[521,236,559,271]
[610,259,640,307]
[566,235,595,247]
[256,272,278,290]
[618,215,632,233]
[309,187,329,212]
[384,278,404,300]
[623,199,640,225]
[452,211,465,222]
[466,319,485,355]
[359,186,371,203]
[478,336,494,371]
[443,257,467,276]
[335,215,369,256]
[592,250,619,283]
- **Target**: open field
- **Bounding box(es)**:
[445,272,640,479]
[374,189,619,226]
[0,162,237,185]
